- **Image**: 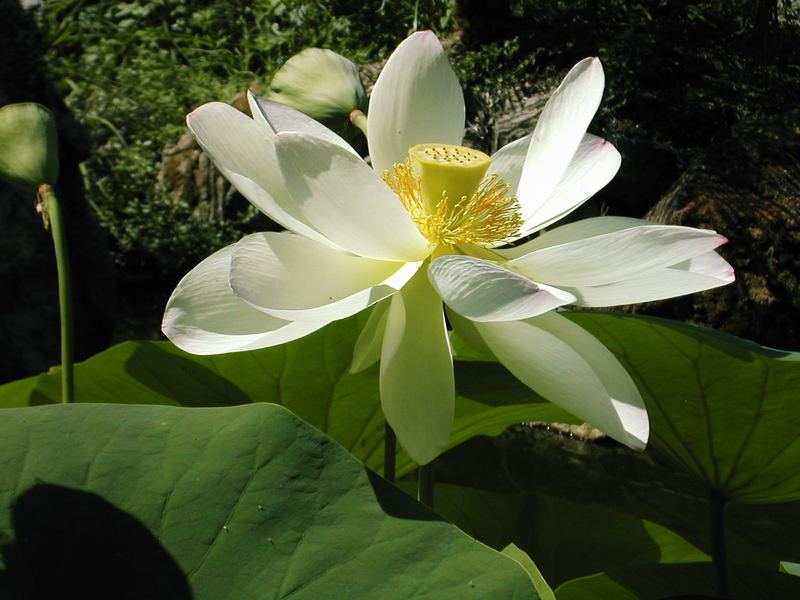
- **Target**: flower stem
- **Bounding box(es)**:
[39,184,74,404]
[349,109,368,138]
[709,490,729,598]
[417,463,434,508]
[384,422,396,483]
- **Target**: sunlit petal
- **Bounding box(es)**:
[509,223,727,286]
[350,300,390,373]
[187,102,335,247]
[518,134,621,236]
[275,131,431,261]
[380,267,454,465]
[162,244,324,354]
[476,311,648,450]
[487,134,530,195]
[565,251,735,306]
[229,232,421,322]
[247,91,358,156]
[517,58,605,224]
[428,255,575,322]
[499,216,647,259]
[368,30,465,174]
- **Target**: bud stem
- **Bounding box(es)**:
[417,462,435,508]
[384,421,397,483]
[38,184,74,404]
[349,109,368,137]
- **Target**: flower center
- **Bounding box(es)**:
[382,143,523,248]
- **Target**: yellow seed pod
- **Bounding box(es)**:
[408,143,491,211]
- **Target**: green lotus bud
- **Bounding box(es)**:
[0,102,59,190]
[268,48,367,122]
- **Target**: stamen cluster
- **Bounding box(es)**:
[383,161,523,247]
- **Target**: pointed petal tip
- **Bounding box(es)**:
[186,101,235,129]
[724,266,736,283]
[610,398,649,451]
[396,29,446,58]
[186,107,204,128]
[573,55,603,72]
[589,56,603,69]
[627,435,648,453]
[574,56,604,88]
[410,29,437,40]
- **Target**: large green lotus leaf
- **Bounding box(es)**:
[11,309,797,503]
[554,562,800,600]
[0,403,537,599]
[0,313,574,476]
[566,313,800,504]
[422,483,707,589]
[502,544,556,600]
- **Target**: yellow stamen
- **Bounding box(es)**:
[383,151,523,247]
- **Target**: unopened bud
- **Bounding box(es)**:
[268,48,367,122]
[0,102,59,191]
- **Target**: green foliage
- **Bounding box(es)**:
[2,309,800,596]
[570,313,800,504]
[0,402,537,598]
[0,311,574,475]
[5,311,800,503]
[554,563,800,600]
[502,543,556,600]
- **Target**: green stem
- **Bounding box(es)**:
[40,184,74,404]
[349,109,368,138]
[384,422,397,483]
[417,463,434,508]
[709,490,729,598]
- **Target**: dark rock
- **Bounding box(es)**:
[601,127,681,218]
[629,111,800,350]
[0,0,115,383]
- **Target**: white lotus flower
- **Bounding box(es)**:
[162,31,734,465]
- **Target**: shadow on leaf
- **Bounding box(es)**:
[122,342,251,407]
[0,483,193,600]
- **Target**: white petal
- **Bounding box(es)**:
[275,131,431,261]
[447,308,497,360]
[187,102,335,247]
[247,91,358,156]
[350,300,390,373]
[162,244,324,354]
[229,232,420,323]
[500,216,648,259]
[428,255,575,322]
[367,31,465,174]
[566,250,735,306]
[380,266,454,465]
[475,311,648,450]
[517,58,605,223]
[487,134,530,195]
[518,134,621,236]
[509,224,727,286]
